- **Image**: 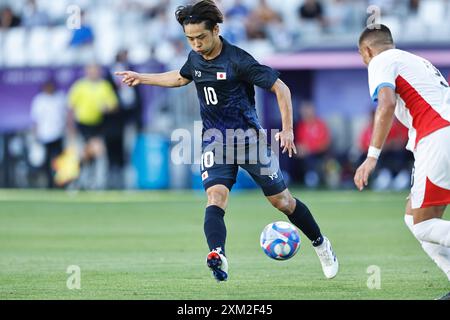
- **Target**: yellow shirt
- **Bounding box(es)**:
[68,79,118,126]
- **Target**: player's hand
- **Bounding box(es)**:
[275,130,297,158]
[354,157,378,191]
[115,71,142,87]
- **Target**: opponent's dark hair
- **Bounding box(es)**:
[359,24,394,47]
[175,0,224,31]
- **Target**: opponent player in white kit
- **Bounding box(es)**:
[354,24,450,300]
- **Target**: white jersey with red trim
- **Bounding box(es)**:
[368,49,450,151]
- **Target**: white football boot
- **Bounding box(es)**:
[436,291,450,300]
[206,248,228,282]
[314,236,339,279]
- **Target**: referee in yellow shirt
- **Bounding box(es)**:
[68,64,118,187]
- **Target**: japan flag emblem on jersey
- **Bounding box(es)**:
[217,72,227,80]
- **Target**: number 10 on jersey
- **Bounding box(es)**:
[204,87,218,105]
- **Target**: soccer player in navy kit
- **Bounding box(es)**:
[116,0,338,282]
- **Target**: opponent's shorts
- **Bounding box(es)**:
[200,143,287,197]
[411,126,450,209]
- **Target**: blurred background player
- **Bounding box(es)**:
[30,80,67,188]
[116,0,338,282]
[294,101,331,188]
[106,49,144,189]
[354,24,450,300]
[358,109,412,191]
[68,63,118,189]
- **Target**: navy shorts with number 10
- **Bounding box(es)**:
[200,143,287,197]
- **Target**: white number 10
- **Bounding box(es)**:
[201,151,214,170]
[203,87,218,105]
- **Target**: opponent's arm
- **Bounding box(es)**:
[271,78,297,158]
[354,87,397,191]
[115,70,191,88]
[369,88,397,150]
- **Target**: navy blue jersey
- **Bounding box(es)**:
[180,37,280,146]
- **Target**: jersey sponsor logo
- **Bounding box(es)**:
[217,72,227,80]
[195,70,202,78]
[202,171,209,181]
[268,172,278,181]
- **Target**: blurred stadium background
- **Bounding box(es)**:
[0,0,449,191]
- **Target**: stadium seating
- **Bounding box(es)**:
[27,27,51,66]
[3,28,27,67]
[1,0,449,67]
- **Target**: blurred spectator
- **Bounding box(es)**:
[106,49,144,189]
[110,49,144,131]
[30,80,67,188]
[69,10,95,64]
[408,0,420,14]
[0,6,21,28]
[296,0,326,41]
[22,0,50,28]
[246,0,281,40]
[222,0,250,44]
[294,101,331,188]
[298,0,325,26]
[68,64,118,189]
[358,111,413,191]
[226,0,250,19]
[69,10,94,47]
[145,0,169,19]
[150,12,182,63]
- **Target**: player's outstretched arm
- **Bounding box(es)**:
[354,87,397,191]
[115,70,191,88]
[271,79,297,158]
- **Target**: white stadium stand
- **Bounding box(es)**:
[0,0,449,67]
[3,28,27,67]
[27,27,51,66]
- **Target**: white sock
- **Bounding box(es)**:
[405,215,450,281]
[413,218,450,247]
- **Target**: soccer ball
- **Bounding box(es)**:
[260,221,301,260]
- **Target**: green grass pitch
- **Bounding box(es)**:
[0,189,448,300]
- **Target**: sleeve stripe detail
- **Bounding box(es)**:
[372,82,396,102]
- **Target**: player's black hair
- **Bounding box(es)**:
[359,24,394,47]
[175,0,224,31]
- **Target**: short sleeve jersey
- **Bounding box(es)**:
[180,36,280,146]
[367,49,450,151]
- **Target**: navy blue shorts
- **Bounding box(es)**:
[200,143,287,197]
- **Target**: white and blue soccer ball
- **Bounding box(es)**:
[260,221,301,260]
